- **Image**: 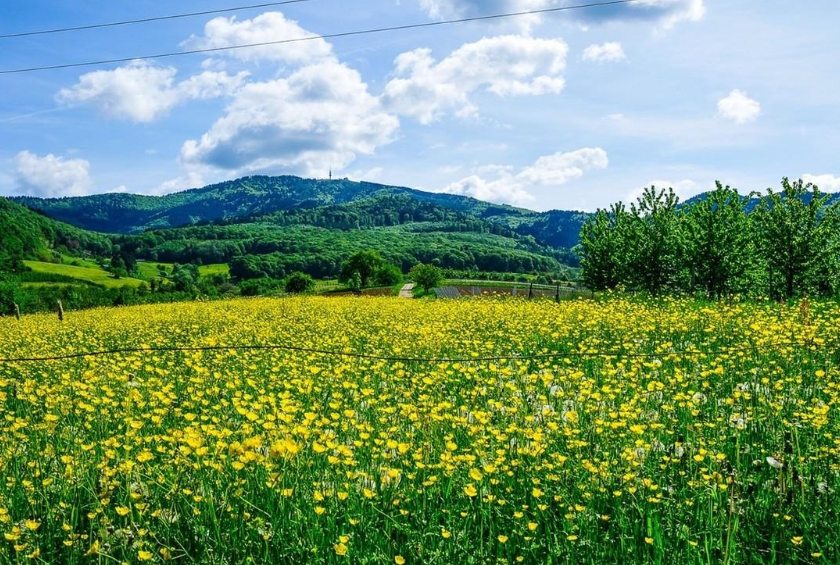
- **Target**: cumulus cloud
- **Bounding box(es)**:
[383,35,567,124]
[717,89,761,124]
[13,151,93,197]
[582,42,626,62]
[440,147,608,205]
[58,61,248,122]
[419,0,552,32]
[180,60,399,177]
[802,174,840,192]
[182,11,332,64]
[152,171,207,196]
[418,0,705,29]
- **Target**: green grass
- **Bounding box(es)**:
[136,261,172,280]
[134,262,229,281]
[59,254,103,270]
[23,261,145,289]
[198,263,230,277]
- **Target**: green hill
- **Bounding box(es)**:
[12,175,591,252]
[0,197,112,270]
[115,195,574,278]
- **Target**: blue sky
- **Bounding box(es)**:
[1,0,839,211]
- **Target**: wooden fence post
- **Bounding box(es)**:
[57,300,64,322]
[13,303,20,321]
[555,284,560,304]
[528,283,534,300]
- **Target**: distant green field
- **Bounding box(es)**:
[59,255,103,270]
[199,263,230,277]
[135,261,229,280]
[136,261,171,280]
[23,261,144,289]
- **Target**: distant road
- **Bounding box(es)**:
[399,283,415,298]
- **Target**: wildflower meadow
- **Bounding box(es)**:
[0,295,837,564]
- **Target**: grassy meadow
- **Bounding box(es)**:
[0,295,838,563]
[23,261,145,289]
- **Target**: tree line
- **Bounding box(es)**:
[578,178,840,299]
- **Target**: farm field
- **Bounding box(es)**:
[135,262,230,280]
[0,296,838,563]
[22,261,145,289]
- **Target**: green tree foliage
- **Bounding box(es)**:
[284,272,315,294]
[682,183,757,298]
[171,264,200,292]
[410,263,443,293]
[339,250,384,288]
[0,197,111,263]
[627,187,684,294]
[240,278,282,297]
[349,272,362,293]
[577,203,630,291]
[373,264,404,287]
[578,178,840,298]
[753,178,840,298]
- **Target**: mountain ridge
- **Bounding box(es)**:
[11,175,592,251]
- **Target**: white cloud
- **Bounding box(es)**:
[181,60,399,177]
[418,0,705,29]
[717,89,761,124]
[182,11,332,64]
[582,42,626,63]
[802,174,840,192]
[152,171,207,195]
[13,151,93,197]
[419,0,552,32]
[349,167,384,182]
[58,61,248,123]
[383,35,567,124]
[441,147,608,205]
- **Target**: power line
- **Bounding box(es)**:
[0,0,638,75]
[0,0,320,40]
[0,339,818,365]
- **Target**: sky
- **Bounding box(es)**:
[1,0,839,212]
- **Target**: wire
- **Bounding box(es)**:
[0,339,819,365]
[0,0,320,40]
[0,0,638,75]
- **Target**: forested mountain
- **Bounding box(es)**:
[113,194,576,277]
[13,175,590,250]
[0,197,111,270]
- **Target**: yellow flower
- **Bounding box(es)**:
[84,540,100,557]
[791,537,803,546]
[138,550,154,561]
[116,506,131,517]
[24,520,40,531]
[567,535,578,541]
[463,484,478,497]
[531,488,544,498]
[645,537,654,545]
[395,556,406,564]
[334,542,348,556]
[314,506,326,515]
[497,535,509,544]
[469,468,483,481]
[528,522,538,531]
